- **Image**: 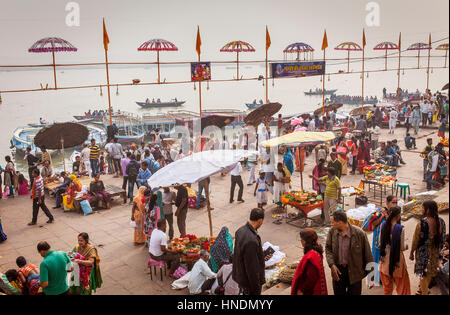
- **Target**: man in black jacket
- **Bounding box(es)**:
[232,208,265,295]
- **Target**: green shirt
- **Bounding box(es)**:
[40,250,72,295]
[320,175,341,199]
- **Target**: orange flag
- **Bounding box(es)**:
[321,30,328,51]
[398,32,401,50]
[363,29,366,48]
[103,18,110,51]
[196,26,202,56]
[428,33,431,46]
[266,26,271,51]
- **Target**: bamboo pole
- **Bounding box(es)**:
[265,46,268,103]
[426,34,431,91]
[237,51,240,80]
[205,179,213,237]
[157,50,160,84]
[347,50,350,72]
[105,48,113,125]
[322,49,326,115]
[198,55,202,117]
[362,46,365,113]
[52,51,57,89]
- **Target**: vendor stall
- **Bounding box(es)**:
[281,191,324,227]
[361,163,397,207]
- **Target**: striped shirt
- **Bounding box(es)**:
[89,145,100,160]
[32,176,45,199]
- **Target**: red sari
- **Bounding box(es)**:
[291,250,328,295]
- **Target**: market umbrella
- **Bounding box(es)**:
[373,42,399,70]
[220,40,255,80]
[198,115,235,132]
[34,122,89,172]
[283,42,314,61]
[244,102,282,128]
[261,131,336,190]
[436,43,449,67]
[148,149,257,236]
[28,37,77,89]
[349,105,373,116]
[442,83,449,91]
[407,42,432,69]
[138,38,178,84]
[335,42,362,72]
[313,103,343,116]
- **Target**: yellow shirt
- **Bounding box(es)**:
[320,175,341,199]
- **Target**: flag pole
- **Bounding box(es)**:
[52,51,57,89]
[362,29,365,114]
[426,33,431,91]
[265,26,270,104]
[198,53,202,117]
[103,19,112,125]
[265,47,268,103]
[397,33,401,111]
[322,48,326,116]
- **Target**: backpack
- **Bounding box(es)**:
[127,162,139,179]
[214,272,232,295]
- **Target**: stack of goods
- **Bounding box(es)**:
[346,204,378,227]
[263,242,286,269]
[170,234,216,261]
[341,186,365,197]
[281,191,323,211]
[402,200,449,221]
[440,137,449,147]
[278,263,298,284]
[363,163,397,179]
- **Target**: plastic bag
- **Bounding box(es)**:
[80,200,93,216]
[129,221,137,228]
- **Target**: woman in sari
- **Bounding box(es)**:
[131,186,148,245]
[410,200,446,295]
[291,228,327,295]
[3,156,16,197]
[336,138,348,175]
[145,191,163,245]
[357,139,367,174]
[62,175,82,210]
[16,256,41,295]
[370,196,396,287]
[69,233,103,295]
[379,207,411,295]
[283,148,294,175]
[89,174,111,209]
[312,159,326,197]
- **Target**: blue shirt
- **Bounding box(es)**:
[144,157,160,174]
[137,169,151,181]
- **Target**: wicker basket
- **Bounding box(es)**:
[348,217,364,228]
[278,263,298,284]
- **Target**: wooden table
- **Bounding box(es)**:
[104,184,127,204]
[44,176,92,194]
[361,179,395,207]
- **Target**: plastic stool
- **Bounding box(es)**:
[396,183,410,200]
[148,258,167,281]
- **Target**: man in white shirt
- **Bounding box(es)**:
[307,117,316,131]
[149,219,180,276]
[80,143,91,177]
[162,187,176,240]
[247,152,258,186]
[420,101,430,126]
[389,108,398,134]
[188,250,217,295]
[425,143,443,191]
[104,139,114,175]
[261,148,275,194]
[110,138,124,177]
[370,125,381,150]
[229,161,244,203]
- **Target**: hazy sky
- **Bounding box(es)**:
[0,0,448,64]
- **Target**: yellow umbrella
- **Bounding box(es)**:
[261,131,335,148]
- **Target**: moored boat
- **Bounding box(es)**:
[136,99,185,108]
[304,89,338,96]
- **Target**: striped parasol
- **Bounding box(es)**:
[283,42,314,61]
[374,42,399,70]
[335,42,362,72]
[138,39,178,83]
[220,40,255,80]
[28,37,77,89]
[407,42,432,68]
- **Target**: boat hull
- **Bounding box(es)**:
[136,101,185,108]
[304,89,337,96]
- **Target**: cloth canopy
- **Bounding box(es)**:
[147,150,256,188]
[261,131,335,148]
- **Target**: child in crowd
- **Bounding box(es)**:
[404,133,417,150]
[254,172,268,210]
[17,173,29,196]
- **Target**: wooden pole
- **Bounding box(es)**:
[397,45,401,111]
[385,49,388,71]
[445,50,448,68]
[237,51,239,80]
[347,50,350,72]
[265,47,268,103]
[52,51,57,89]
[322,49,326,115]
[105,49,113,125]
[362,46,365,113]
[417,50,420,69]
[299,146,304,191]
[61,138,66,172]
[205,179,213,237]
[157,51,160,84]
[198,54,202,117]
[426,35,431,90]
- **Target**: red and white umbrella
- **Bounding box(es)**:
[335,42,362,72]
[28,37,77,89]
[407,42,432,68]
[138,38,178,83]
[220,40,255,80]
[374,41,399,70]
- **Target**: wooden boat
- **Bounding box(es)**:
[136,99,185,108]
[245,102,264,110]
[73,115,104,122]
[304,89,337,96]
[329,95,378,105]
[11,127,57,156]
